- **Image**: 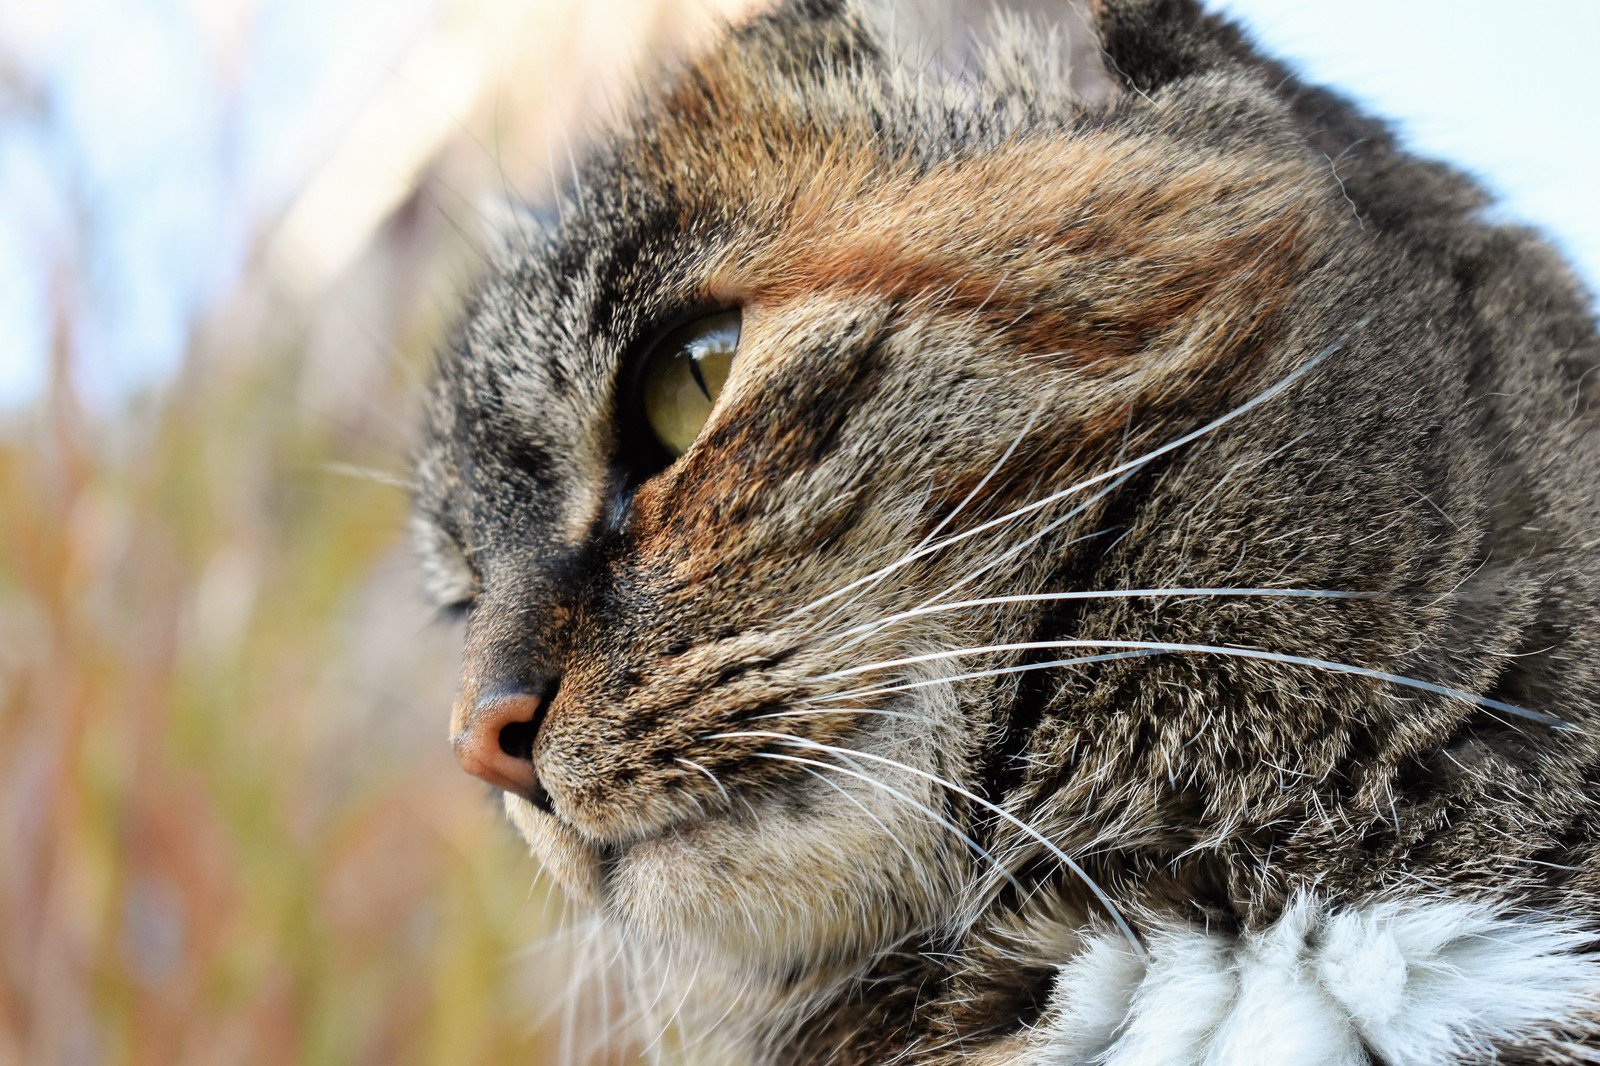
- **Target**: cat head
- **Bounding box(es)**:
[412,0,1545,992]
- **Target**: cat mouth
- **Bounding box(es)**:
[523,779,555,815]
[504,784,749,908]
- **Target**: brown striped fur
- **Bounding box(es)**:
[413,1,1600,1062]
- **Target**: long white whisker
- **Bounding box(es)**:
[563,931,581,1066]
[674,958,748,1054]
[743,750,1026,897]
[640,947,701,1059]
[915,400,1047,558]
[634,935,675,1057]
[803,401,1053,638]
[828,587,1376,646]
[899,477,1132,629]
[745,706,926,722]
[724,733,1146,959]
[676,757,733,807]
[814,650,1167,703]
[790,323,1366,621]
[821,639,1568,727]
[793,763,930,891]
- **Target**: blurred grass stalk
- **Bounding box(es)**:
[0,1,748,1062]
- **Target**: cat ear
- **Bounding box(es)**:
[1080,0,1261,95]
[847,0,1268,100]
[754,0,1262,103]
[848,0,1118,102]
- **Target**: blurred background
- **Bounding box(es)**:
[0,0,1595,1063]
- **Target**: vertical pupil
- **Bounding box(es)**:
[686,346,715,400]
[639,310,741,459]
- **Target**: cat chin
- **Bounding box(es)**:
[504,792,606,904]
[611,811,949,970]
[508,786,959,972]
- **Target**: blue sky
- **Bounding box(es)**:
[0,0,1596,410]
[1213,0,1600,288]
[0,0,423,409]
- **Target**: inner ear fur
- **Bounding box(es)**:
[831,0,1256,102]
[860,0,1116,101]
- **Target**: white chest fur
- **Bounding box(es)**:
[1035,895,1600,1065]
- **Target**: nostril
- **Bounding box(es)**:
[498,717,538,761]
[494,676,558,762]
[452,678,559,801]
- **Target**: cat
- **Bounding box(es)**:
[410,0,1600,1062]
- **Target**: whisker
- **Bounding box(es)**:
[911,399,1047,558]
[829,586,1376,645]
[673,959,748,1054]
[641,947,701,1059]
[893,478,1132,634]
[803,401,1054,639]
[812,650,1167,703]
[744,750,1026,897]
[792,764,930,893]
[631,936,677,1064]
[322,461,418,493]
[725,733,1146,959]
[823,639,1569,728]
[789,322,1367,622]
[745,706,926,722]
[675,757,733,807]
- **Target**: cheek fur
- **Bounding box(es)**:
[598,688,974,970]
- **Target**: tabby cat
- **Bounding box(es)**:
[410,0,1600,1062]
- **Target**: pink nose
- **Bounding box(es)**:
[451,689,545,798]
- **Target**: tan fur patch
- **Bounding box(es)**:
[711,135,1317,369]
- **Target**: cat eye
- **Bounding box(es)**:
[417,522,478,622]
[637,309,741,458]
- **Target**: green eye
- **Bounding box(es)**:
[639,309,741,458]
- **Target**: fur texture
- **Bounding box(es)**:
[411,0,1600,1062]
[1039,895,1600,1065]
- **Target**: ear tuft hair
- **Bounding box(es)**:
[1089,0,1256,92]
[765,0,1117,102]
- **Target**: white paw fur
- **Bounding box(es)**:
[1038,894,1600,1065]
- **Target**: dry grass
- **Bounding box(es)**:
[0,2,751,1062]
[0,281,569,1064]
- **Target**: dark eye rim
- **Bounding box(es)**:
[434,597,475,624]
[417,512,481,623]
[616,302,743,485]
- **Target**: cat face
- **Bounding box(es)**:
[412,0,1595,998]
